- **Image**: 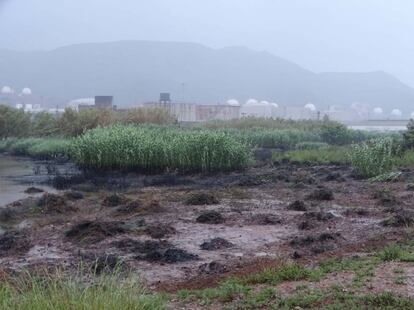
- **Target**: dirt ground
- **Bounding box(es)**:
[0,160,413,298]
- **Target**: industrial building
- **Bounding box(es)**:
[144,93,241,122]
[77,96,116,111]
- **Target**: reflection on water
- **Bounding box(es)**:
[0,155,55,207]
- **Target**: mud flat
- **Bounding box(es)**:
[1,158,413,295]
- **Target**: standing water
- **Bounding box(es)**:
[0,155,56,207]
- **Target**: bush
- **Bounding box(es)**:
[320,122,351,145]
[0,105,31,138]
[348,138,396,178]
[31,112,59,137]
[403,119,414,150]
[70,125,250,173]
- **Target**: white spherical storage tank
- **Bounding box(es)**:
[390,109,402,118]
[226,99,240,107]
[373,107,383,115]
[22,87,32,95]
[241,99,277,118]
[1,86,13,94]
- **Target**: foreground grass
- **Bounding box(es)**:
[176,242,414,309]
[0,272,165,310]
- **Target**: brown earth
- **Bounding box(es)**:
[0,162,413,295]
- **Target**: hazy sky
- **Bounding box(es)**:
[1,0,414,86]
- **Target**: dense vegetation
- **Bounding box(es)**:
[70,125,250,173]
[2,104,414,176]
[0,273,164,310]
[0,105,173,138]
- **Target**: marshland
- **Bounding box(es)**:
[1,106,414,309]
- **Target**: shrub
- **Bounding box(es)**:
[320,122,351,145]
[31,112,58,137]
[348,138,396,178]
[402,119,414,150]
[70,125,250,173]
[0,105,31,138]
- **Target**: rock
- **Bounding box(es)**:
[185,192,219,206]
[287,200,307,211]
[200,238,234,250]
[306,188,334,201]
[196,211,224,224]
[24,187,44,194]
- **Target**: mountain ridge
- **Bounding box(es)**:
[0,40,413,113]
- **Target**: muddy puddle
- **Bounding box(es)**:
[0,155,59,207]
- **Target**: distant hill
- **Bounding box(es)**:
[0,40,413,113]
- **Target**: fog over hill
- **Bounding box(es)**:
[1,40,413,113]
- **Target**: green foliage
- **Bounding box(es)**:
[243,264,320,285]
[0,272,164,310]
[57,108,113,137]
[320,122,351,145]
[0,105,31,138]
[295,141,329,150]
[348,138,397,178]
[70,125,250,173]
[204,117,336,131]
[238,128,321,150]
[403,119,414,150]
[31,112,58,137]
[273,146,349,164]
[0,138,69,159]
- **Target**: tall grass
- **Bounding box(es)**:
[348,138,397,178]
[230,128,321,150]
[0,272,164,310]
[0,138,70,159]
[70,125,250,173]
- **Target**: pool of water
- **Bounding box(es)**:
[0,155,56,207]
